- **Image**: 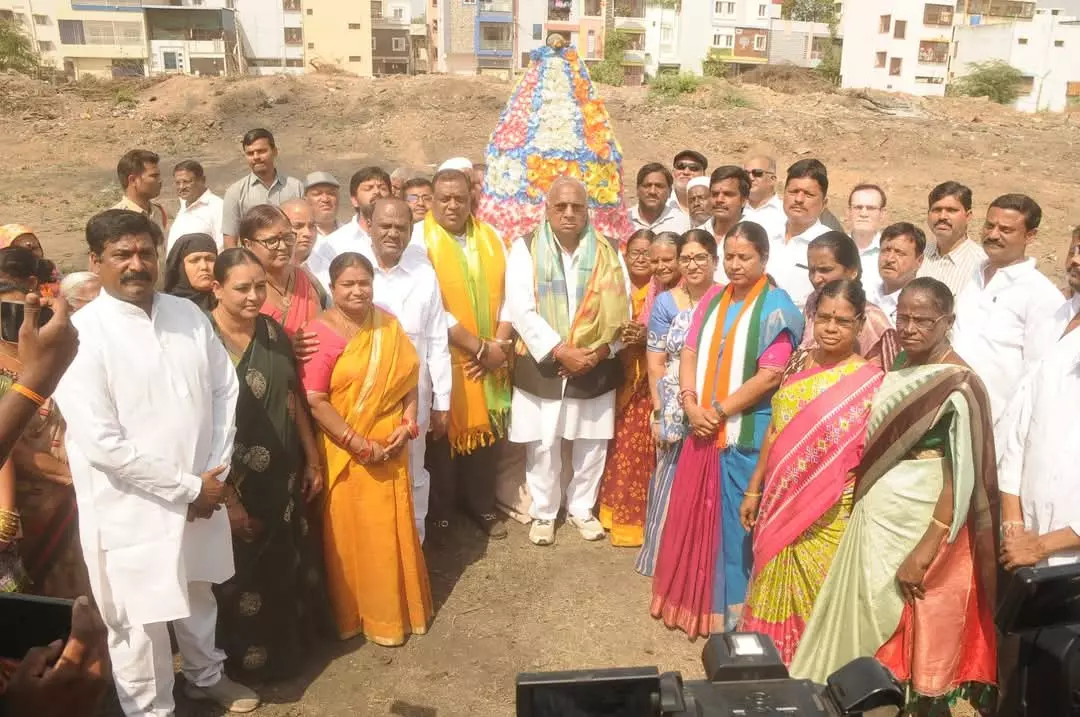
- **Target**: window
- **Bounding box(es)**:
[712,33,733,48]
[758,4,767,17]
[532,23,542,40]
[889,57,902,75]
[1054,40,1064,47]
[393,7,404,19]
[894,20,906,39]
[923,3,954,25]
[33,14,49,25]
[38,40,54,51]
[60,19,144,46]
[879,14,891,33]
[715,1,735,15]
[284,27,303,45]
[584,0,602,15]
[349,23,363,29]
[59,19,84,44]
[1067,81,1080,97]
[1018,37,1028,44]
[286,58,303,67]
[372,36,377,51]
[392,36,406,51]
[914,75,945,84]
[349,55,362,62]
[1018,75,1034,93]
[163,52,179,70]
[918,40,948,63]
[875,51,887,68]
[810,35,829,59]
[587,29,596,56]
[372,1,383,17]
[660,25,673,44]
[283,0,300,10]
[306,8,312,15]
[753,34,766,51]
[307,42,314,49]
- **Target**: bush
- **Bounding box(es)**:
[710,86,752,109]
[950,60,1026,105]
[0,19,41,75]
[702,49,730,79]
[648,72,701,102]
[589,30,629,87]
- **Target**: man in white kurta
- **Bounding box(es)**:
[505,178,629,547]
[365,198,452,543]
[53,209,254,717]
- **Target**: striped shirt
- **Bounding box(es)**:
[917,237,986,297]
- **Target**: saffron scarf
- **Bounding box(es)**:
[531,220,628,350]
[424,213,511,455]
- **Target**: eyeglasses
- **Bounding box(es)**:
[249,232,297,249]
[406,192,433,203]
[850,204,883,213]
[815,312,861,330]
[626,249,651,261]
[747,169,774,179]
[674,162,702,172]
[678,253,713,267]
[895,313,948,331]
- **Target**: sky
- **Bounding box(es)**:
[412,0,426,17]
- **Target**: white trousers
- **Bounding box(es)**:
[525,438,608,521]
[409,424,430,543]
[107,580,225,717]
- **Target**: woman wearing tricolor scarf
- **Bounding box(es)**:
[651,221,803,638]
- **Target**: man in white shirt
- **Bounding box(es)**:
[952,193,1064,438]
[686,176,712,227]
[308,166,391,291]
[364,198,452,542]
[628,163,690,234]
[867,222,926,324]
[303,171,341,239]
[846,184,888,290]
[53,209,257,717]
[167,160,223,253]
[769,158,831,308]
[409,169,514,540]
[505,177,630,547]
[741,154,785,240]
[917,181,986,297]
[1028,228,1080,363]
[668,149,707,216]
[998,324,1080,570]
[698,166,751,284]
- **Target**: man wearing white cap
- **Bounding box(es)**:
[439,157,474,173]
[303,171,341,239]
[686,176,712,228]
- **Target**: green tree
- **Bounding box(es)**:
[590,30,629,86]
[949,60,1026,104]
[0,19,40,74]
[782,0,838,23]
[701,48,730,78]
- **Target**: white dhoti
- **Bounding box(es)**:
[107,581,225,717]
[509,387,615,521]
[409,420,431,543]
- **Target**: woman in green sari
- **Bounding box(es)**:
[209,248,330,683]
[790,278,999,717]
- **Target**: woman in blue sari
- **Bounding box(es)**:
[651,221,803,637]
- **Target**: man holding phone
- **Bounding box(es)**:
[52,210,258,716]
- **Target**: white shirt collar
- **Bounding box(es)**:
[95,288,161,320]
[179,189,217,212]
[977,256,1038,287]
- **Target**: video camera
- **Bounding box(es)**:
[516,631,904,717]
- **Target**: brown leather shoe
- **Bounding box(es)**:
[471,512,508,540]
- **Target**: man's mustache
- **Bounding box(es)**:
[121,271,153,283]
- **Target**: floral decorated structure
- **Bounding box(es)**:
[476,35,633,246]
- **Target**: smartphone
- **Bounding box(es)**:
[0,300,54,343]
[0,593,74,659]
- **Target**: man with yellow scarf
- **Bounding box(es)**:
[408,169,514,540]
[504,177,631,546]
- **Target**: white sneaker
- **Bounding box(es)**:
[184,675,260,713]
[568,513,605,541]
[529,518,556,546]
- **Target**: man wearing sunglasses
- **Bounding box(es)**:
[668,149,708,216]
[740,155,785,241]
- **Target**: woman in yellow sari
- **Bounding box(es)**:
[301,252,432,646]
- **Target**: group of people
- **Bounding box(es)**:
[0,125,1076,717]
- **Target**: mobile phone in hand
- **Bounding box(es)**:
[0,593,74,659]
[0,300,54,343]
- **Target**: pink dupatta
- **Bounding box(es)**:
[261,268,322,338]
[751,360,883,569]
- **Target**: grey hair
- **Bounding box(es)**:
[59,271,100,300]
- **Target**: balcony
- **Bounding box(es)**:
[479,0,513,13]
[548,0,574,23]
[615,0,646,18]
[918,40,949,64]
[478,23,512,55]
[959,0,1035,18]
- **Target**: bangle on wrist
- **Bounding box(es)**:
[10,383,46,408]
[475,340,489,362]
[931,517,951,531]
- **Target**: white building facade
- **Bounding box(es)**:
[233,0,304,74]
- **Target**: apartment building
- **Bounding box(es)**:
[144,1,238,76]
[1,0,63,70]
[767,18,835,68]
[955,6,1080,111]
[427,0,513,76]
[304,0,374,75]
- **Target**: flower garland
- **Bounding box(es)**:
[477,43,632,246]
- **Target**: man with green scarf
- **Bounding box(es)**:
[505,177,631,547]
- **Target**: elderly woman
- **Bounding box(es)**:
[164,233,218,311]
[791,278,999,716]
[58,272,100,312]
[652,221,803,637]
[300,252,432,647]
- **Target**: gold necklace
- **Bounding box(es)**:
[267,271,293,312]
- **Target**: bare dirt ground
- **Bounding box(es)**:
[2,71,1079,716]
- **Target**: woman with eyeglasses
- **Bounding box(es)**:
[738,279,884,664]
[791,278,999,717]
[802,231,898,368]
[635,230,706,576]
[238,205,328,338]
[651,222,803,637]
[598,229,677,547]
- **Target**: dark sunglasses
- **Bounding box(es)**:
[674,161,702,172]
[748,169,773,179]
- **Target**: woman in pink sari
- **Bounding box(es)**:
[738,279,884,664]
[239,205,328,337]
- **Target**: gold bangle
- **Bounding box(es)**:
[744,491,762,498]
[9,383,46,407]
[931,517,951,531]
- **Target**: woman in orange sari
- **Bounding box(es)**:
[598,229,679,546]
[301,252,432,646]
[239,205,328,338]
